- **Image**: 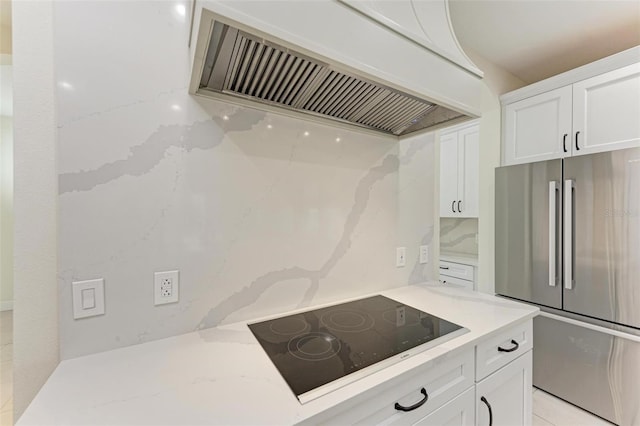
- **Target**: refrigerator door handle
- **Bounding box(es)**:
[538,311,640,343]
[549,181,559,286]
[564,179,575,290]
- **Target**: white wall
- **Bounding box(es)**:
[12,0,59,419]
[0,56,13,310]
[462,49,526,294]
[0,115,12,310]
[54,1,439,360]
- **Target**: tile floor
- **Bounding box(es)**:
[533,387,614,426]
[0,314,616,426]
[0,310,12,426]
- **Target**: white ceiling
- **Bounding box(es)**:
[449,0,640,84]
[1,1,638,110]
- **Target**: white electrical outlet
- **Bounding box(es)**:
[419,245,429,264]
[154,270,179,305]
[396,247,406,267]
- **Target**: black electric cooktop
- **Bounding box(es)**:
[248,295,466,402]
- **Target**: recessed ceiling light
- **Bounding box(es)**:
[335,137,341,143]
[303,131,310,137]
[267,124,273,129]
[175,4,186,17]
[171,104,181,111]
[223,115,229,121]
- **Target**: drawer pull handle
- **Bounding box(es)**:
[394,388,429,412]
[481,396,493,426]
[497,339,519,353]
[439,266,450,270]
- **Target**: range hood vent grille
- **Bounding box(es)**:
[198,23,464,136]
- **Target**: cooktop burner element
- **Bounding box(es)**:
[320,309,375,333]
[288,332,341,361]
[269,317,310,336]
[248,295,467,403]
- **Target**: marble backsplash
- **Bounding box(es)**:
[56,1,438,359]
[440,218,479,255]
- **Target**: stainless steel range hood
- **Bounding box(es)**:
[198,23,464,136]
[190,2,481,137]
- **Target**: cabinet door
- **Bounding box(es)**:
[572,63,640,156]
[475,351,532,426]
[458,125,479,217]
[414,386,475,426]
[440,132,460,217]
[503,87,572,165]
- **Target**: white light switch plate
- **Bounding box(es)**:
[72,278,105,319]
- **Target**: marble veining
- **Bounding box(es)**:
[59,108,266,194]
[198,139,431,329]
[440,217,478,255]
[55,0,438,359]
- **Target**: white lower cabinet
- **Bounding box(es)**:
[439,260,476,290]
[350,350,474,425]
[308,321,534,426]
[475,351,532,426]
[475,320,533,381]
[413,386,475,426]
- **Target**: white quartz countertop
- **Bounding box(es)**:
[439,251,479,267]
[18,282,538,426]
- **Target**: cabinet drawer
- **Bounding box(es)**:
[439,260,474,281]
[413,386,475,426]
[354,350,474,426]
[439,275,474,290]
[316,349,474,425]
[475,320,533,381]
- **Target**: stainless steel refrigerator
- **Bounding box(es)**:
[495,147,640,426]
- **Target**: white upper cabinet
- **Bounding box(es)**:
[503,86,572,165]
[572,63,640,156]
[440,132,460,217]
[501,48,640,166]
[460,125,480,217]
[440,121,479,218]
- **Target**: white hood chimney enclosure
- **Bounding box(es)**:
[189,0,483,138]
